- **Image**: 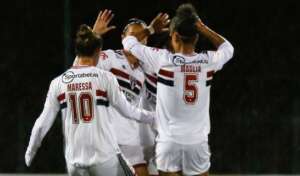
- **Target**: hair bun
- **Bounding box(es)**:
[176,18,198,37]
[77,25,93,40]
[169,3,199,43]
[75,24,103,57]
[176,4,198,19]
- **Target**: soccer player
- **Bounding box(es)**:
[25,10,155,176]
[121,4,234,176]
[79,18,158,176]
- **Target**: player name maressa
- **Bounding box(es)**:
[67,82,92,91]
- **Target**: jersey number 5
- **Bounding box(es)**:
[69,92,94,123]
[183,74,198,104]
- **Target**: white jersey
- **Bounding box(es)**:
[26,66,154,166]
[123,36,234,144]
[97,49,146,146]
[141,70,157,111]
[139,70,158,146]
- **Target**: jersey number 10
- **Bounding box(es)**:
[69,92,94,123]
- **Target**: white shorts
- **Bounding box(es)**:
[119,145,146,166]
[156,141,211,175]
[66,155,130,176]
[143,146,159,175]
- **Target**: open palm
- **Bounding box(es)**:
[93,9,116,35]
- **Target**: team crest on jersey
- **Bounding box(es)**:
[129,76,137,90]
[62,71,75,83]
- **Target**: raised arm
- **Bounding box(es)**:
[125,13,170,41]
[72,9,115,66]
[196,19,234,71]
[121,13,170,73]
[25,80,60,167]
[196,20,226,49]
[106,73,155,124]
[92,9,116,35]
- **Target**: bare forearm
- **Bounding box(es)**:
[197,22,225,49]
[126,13,169,41]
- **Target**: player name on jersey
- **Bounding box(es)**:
[180,65,201,72]
[67,82,92,91]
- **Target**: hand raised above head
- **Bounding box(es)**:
[93,9,116,35]
[149,12,170,34]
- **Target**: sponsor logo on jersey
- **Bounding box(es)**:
[62,71,98,83]
[172,55,186,66]
[172,55,208,66]
[62,71,75,83]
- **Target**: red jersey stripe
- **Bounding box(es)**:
[159,69,174,78]
[145,73,157,83]
[111,68,130,80]
[96,89,107,97]
[57,93,65,102]
[136,80,142,87]
[207,70,215,78]
[110,68,142,87]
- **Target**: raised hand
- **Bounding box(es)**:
[93,9,116,35]
[149,13,170,34]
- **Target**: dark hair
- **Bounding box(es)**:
[75,24,103,57]
[122,18,147,34]
[170,4,199,43]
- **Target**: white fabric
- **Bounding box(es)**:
[66,155,125,176]
[25,66,154,167]
[119,145,146,165]
[139,71,158,147]
[156,141,211,175]
[96,49,147,146]
[122,36,234,73]
[123,36,234,145]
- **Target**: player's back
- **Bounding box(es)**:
[123,35,233,145]
[54,66,119,166]
[155,52,216,144]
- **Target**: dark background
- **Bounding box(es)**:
[1,0,300,173]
